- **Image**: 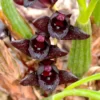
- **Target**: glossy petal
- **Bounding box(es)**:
[20,72,39,86]
[63,25,90,40]
[33,16,50,33]
[48,12,70,39]
[11,39,30,56]
[46,45,68,59]
[14,0,24,5]
[59,70,78,84]
[39,0,58,7]
[28,35,50,60]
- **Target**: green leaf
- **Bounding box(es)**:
[1,0,33,39]
[77,0,99,24]
[92,0,100,26]
[42,89,100,100]
[65,73,100,90]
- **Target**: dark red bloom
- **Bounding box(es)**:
[39,0,57,8]
[48,12,70,39]
[48,12,90,39]
[20,60,78,92]
[11,33,67,60]
[33,12,90,40]
[28,35,50,60]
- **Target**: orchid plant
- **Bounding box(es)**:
[0,0,100,100]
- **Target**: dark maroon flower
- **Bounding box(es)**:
[28,35,50,60]
[48,12,70,39]
[11,34,50,60]
[20,60,78,92]
[33,12,90,40]
[48,12,90,40]
[11,33,67,60]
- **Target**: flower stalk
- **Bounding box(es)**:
[42,89,100,100]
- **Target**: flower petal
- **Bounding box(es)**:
[63,25,90,40]
[39,0,58,8]
[46,45,68,59]
[37,64,44,75]
[20,72,39,86]
[59,70,78,84]
[11,39,30,56]
[33,16,50,33]
[24,0,47,8]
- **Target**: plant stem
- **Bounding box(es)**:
[77,0,87,12]
[92,0,100,26]
[68,0,99,78]
[42,89,100,100]
[68,21,91,78]
[65,73,100,90]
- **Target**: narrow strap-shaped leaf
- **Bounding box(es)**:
[1,0,33,39]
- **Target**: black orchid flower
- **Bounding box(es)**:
[11,32,67,60]
[20,60,78,92]
[33,11,90,40]
[14,0,58,9]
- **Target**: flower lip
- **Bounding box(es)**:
[20,62,78,92]
[48,12,70,39]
